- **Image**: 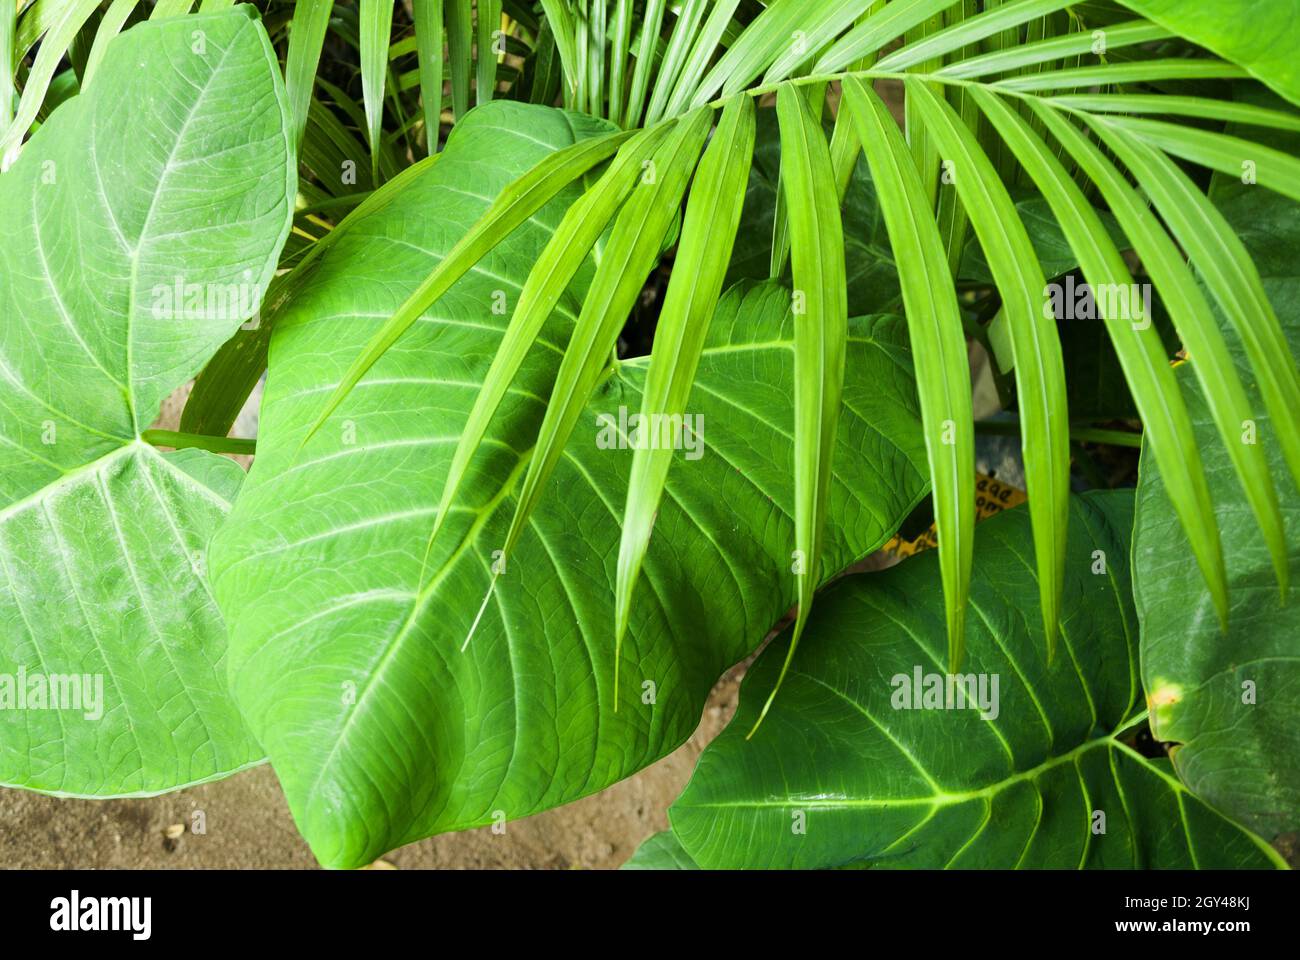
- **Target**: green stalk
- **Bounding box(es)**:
[142,430,256,456]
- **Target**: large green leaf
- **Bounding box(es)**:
[1134,114,1300,838]
[0,6,294,795]
[670,492,1284,869]
[209,100,930,869]
[1116,1,1300,108]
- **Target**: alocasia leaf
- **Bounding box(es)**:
[670,492,1284,869]
[0,6,294,794]
[1116,1,1300,108]
[209,100,930,869]
[1132,104,1300,838]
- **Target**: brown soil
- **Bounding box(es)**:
[0,665,744,870]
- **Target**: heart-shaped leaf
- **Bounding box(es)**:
[209,100,930,868]
[670,492,1284,869]
[0,6,294,795]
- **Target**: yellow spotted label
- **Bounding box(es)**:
[882,473,1027,561]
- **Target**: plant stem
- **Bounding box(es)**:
[142,429,256,456]
[975,419,1142,448]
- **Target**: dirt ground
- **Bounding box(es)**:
[0,666,744,870]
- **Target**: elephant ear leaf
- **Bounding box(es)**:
[670,491,1285,869]
[0,6,294,795]
[208,100,930,870]
[1116,1,1300,108]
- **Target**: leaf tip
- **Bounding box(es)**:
[746,603,813,740]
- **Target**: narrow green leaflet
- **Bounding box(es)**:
[812,0,963,77]
[843,77,973,674]
[447,0,473,119]
[768,83,826,284]
[0,0,13,128]
[659,0,741,121]
[81,0,142,92]
[573,0,593,114]
[495,108,714,578]
[623,0,666,127]
[0,7,293,794]
[1116,0,1300,107]
[538,0,578,105]
[643,0,709,126]
[910,79,1070,661]
[302,124,633,442]
[1082,116,1291,586]
[424,124,670,554]
[748,85,848,733]
[595,0,612,117]
[614,96,755,693]
[932,0,979,278]
[606,0,632,126]
[726,105,901,317]
[358,0,393,184]
[283,0,334,149]
[150,0,194,18]
[476,0,501,106]
[1045,94,1300,131]
[0,0,98,159]
[893,7,1157,76]
[412,0,444,151]
[883,0,1076,73]
[1134,130,1300,838]
[670,493,1284,870]
[1026,100,1230,624]
[690,0,826,105]
[1091,115,1300,493]
[209,102,931,869]
[759,0,878,85]
[993,59,1247,92]
[1108,117,1300,207]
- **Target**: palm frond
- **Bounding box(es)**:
[613,96,755,698]
[747,83,848,735]
[421,122,667,563]
[285,0,336,149]
[303,0,1300,695]
[0,0,98,159]
[490,107,715,625]
[9,1,1290,712]
[843,75,975,672]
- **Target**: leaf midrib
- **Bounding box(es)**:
[683,733,1120,811]
[0,437,236,523]
[122,28,243,432]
